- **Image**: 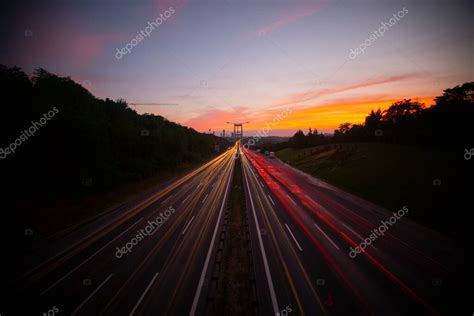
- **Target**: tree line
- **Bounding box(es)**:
[258,82,473,151]
[0,65,229,203]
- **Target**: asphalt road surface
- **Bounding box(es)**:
[7,143,458,315]
[241,146,457,316]
[12,145,237,315]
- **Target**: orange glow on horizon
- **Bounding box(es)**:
[185,97,435,134]
[241,97,435,133]
[275,97,434,129]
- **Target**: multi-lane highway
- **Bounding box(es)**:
[12,144,237,315]
[9,142,457,315]
[241,146,457,316]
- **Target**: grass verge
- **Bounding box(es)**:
[277,142,469,236]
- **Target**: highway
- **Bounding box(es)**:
[12,144,237,315]
[241,146,456,316]
[9,142,457,315]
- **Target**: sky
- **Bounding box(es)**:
[1,0,472,136]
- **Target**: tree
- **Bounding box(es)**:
[365,108,382,131]
[435,82,474,108]
[337,123,352,135]
[290,130,307,148]
[1,64,231,204]
[382,99,425,124]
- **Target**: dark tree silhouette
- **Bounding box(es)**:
[382,99,425,125]
[289,130,306,148]
[257,81,473,151]
[0,65,230,205]
[365,109,383,132]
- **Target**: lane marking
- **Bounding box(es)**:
[342,223,366,240]
[23,157,219,280]
[202,193,209,203]
[189,163,234,316]
[267,195,275,206]
[181,195,191,204]
[286,194,297,205]
[181,216,196,235]
[285,223,303,251]
[160,194,174,205]
[129,272,160,316]
[41,217,144,295]
[243,163,279,315]
[313,222,340,250]
[250,168,258,178]
[71,273,113,316]
[342,223,378,250]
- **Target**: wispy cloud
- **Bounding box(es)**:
[153,0,188,15]
[182,95,434,135]
[183,106,253,132]
[272,72,426,108]
[257,0,324,36]
[281,96,434,131]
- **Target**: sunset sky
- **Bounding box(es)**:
[2,0,472,135]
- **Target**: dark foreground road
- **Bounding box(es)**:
[241,146,459,316]
[9,145,237,315]
[6,143,460,316]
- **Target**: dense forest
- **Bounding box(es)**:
[0,65,229,204]
[257,82,474,151]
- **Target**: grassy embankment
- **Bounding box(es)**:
[277,143,468,236]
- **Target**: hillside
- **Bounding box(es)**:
[1,65,230,234]
[277,143,469,235]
